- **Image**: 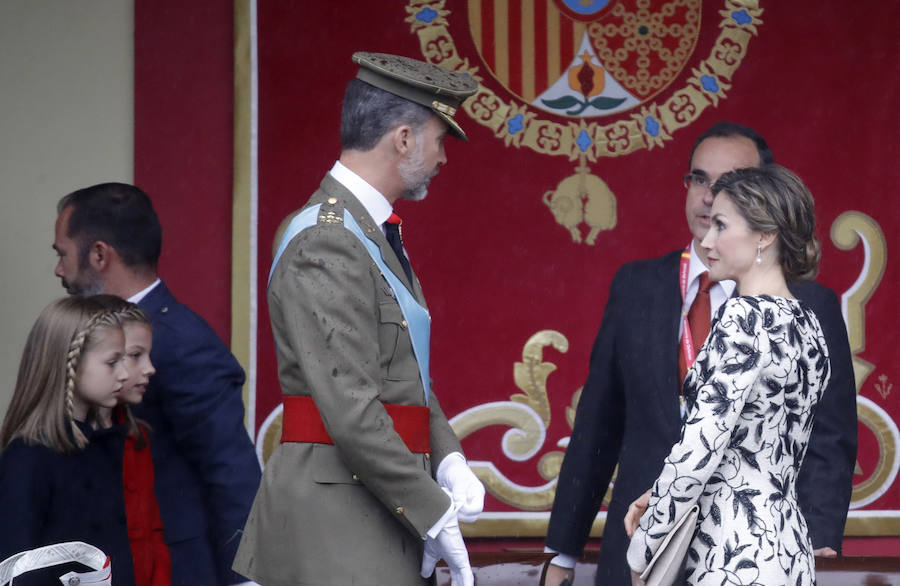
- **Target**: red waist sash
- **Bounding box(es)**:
[281,395,431,454]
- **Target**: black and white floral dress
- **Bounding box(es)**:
[626,296,831,585]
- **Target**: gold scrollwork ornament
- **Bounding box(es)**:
[831,211,898,509]
[450,330,569,512]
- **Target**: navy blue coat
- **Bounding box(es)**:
[0,424,136,585]
[545,250,857,585]
[135,281,261,585]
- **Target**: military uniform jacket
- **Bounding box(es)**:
[233,173,462,586]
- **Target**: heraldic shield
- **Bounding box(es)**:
[468,0,701,117]
[407,0,761,245]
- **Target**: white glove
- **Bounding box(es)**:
[437,452,485,523]
[420,499,474,586]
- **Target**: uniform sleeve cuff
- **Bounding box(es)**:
[425,494,457,540]
[544,550,577,569]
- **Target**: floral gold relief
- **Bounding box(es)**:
[451,330,570,511]
[511,330,569,425]
[831,212,885,392]
[831,212,898,510]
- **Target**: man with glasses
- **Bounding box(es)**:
[542,121,857,585]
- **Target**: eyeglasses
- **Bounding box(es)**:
[683,172,712,191]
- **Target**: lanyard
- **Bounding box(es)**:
[678,245,703,420]
[678,246,701,370]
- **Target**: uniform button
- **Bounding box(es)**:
[327,197,338,204]
[161,306,169,313]
[424,453,430,460]
[352,474,360,482]
[401,320,408,328]
[395,506,405,515]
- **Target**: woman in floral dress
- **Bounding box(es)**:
[625,165,831,586]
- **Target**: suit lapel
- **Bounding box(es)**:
[649,252,685,439]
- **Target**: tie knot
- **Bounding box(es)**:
[698,271,713,294]
[386,212,402,225]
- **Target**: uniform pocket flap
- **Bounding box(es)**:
[378,301,404,324]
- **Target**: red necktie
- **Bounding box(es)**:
[679,271,712,383]
[384,213,413,284]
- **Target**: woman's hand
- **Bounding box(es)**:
[624,489,652,538]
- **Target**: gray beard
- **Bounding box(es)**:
[400,184,428,202]
[64,269,105,297]
[398,139,430,202]
[76,280,105,296]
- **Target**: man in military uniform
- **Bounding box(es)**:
[233,53,485,586]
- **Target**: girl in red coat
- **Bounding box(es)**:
[96,297,171,586]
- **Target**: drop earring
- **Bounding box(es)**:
[756,244,763,264]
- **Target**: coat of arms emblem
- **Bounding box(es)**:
[405,0,763,244]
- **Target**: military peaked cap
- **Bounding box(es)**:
[352,51,478,141]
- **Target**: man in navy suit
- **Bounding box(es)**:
[53,183,262,585]
[542,122,858,585]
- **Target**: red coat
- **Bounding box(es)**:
[120,414,171,586]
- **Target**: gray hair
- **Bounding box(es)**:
[340,79,433,151]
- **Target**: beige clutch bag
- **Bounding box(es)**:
[639,504,700,586]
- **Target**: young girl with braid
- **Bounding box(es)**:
[94,295,171,586]
[0,296,138,585]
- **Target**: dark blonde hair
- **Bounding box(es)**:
[90,295,153,447]
[91,294,151,328]
[1,297,122,452]
[712,165,821,281]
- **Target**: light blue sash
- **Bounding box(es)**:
[270,204,431,404]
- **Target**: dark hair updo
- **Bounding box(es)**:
[711,165,821,281]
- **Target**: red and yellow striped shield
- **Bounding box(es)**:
[468,0,701,116]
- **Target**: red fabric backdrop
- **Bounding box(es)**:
[135,0,899,553]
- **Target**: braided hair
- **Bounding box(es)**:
[63,310,122,448]
[90,294,153,448]
[1,298,122,453]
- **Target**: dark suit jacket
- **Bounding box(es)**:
[545,250,857,585]
[136,281,261,585]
